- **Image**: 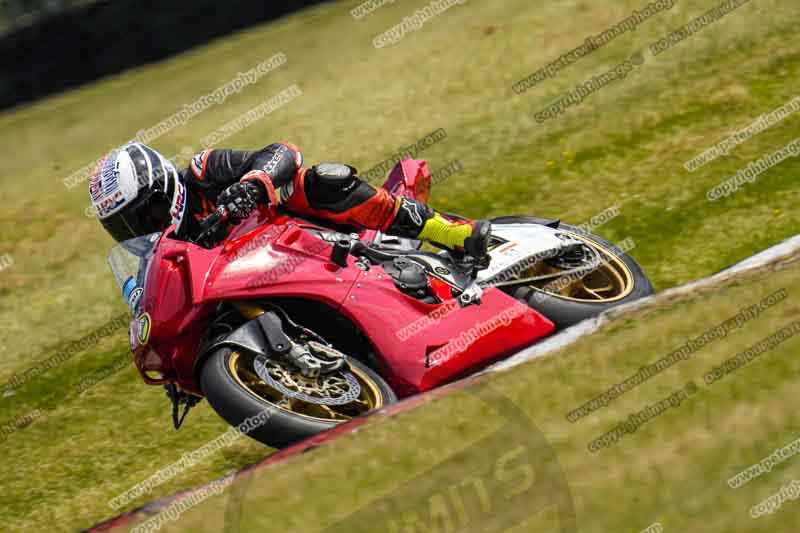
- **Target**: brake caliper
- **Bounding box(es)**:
[283,340,346,378]
[251,310,347,379]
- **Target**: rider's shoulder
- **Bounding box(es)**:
[190,149,214,179]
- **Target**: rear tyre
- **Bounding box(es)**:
[492,217,654,329]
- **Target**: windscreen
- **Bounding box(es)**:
[107,233,161,314]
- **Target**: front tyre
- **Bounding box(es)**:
[200,348,396,449]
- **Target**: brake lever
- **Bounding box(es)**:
[195,206,229,246]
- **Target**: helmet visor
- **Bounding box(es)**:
[100,189,172,242]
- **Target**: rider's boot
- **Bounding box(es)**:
[387,198,492,268]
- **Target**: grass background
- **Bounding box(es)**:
[0,0,798,530]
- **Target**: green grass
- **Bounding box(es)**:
[0,0,798,530]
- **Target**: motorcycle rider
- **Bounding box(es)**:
[89,142,491,264]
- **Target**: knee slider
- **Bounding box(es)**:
[310,163,358,185]
[305,163,375,212]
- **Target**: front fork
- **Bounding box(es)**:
[232,301,346,378]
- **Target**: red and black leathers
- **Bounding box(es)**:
[177,142,415,240]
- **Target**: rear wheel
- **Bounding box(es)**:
[200,348,396,449]
[491,217,654,329]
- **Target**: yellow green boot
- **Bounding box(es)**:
[387,198,492,267]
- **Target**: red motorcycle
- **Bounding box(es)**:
[108,159,652,448]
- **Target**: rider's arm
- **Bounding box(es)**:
[188,142,303,191]
[174,143,299,243]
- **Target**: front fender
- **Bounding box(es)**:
[193,312,288,378]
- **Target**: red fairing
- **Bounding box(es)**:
[134,232,215,393]
[339,271,553,395]
[199,218,359,307]
[132,161,555,398]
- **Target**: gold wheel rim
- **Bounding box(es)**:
[227,351,384,423]
[527,231,635,303]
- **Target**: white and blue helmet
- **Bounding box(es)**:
[89,143,186,242]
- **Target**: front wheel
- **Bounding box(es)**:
[200,348,396,449]
[491,218,654,329]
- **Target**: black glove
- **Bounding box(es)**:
[217,182,264,224]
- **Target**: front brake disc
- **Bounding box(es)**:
[254,355,361,406]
